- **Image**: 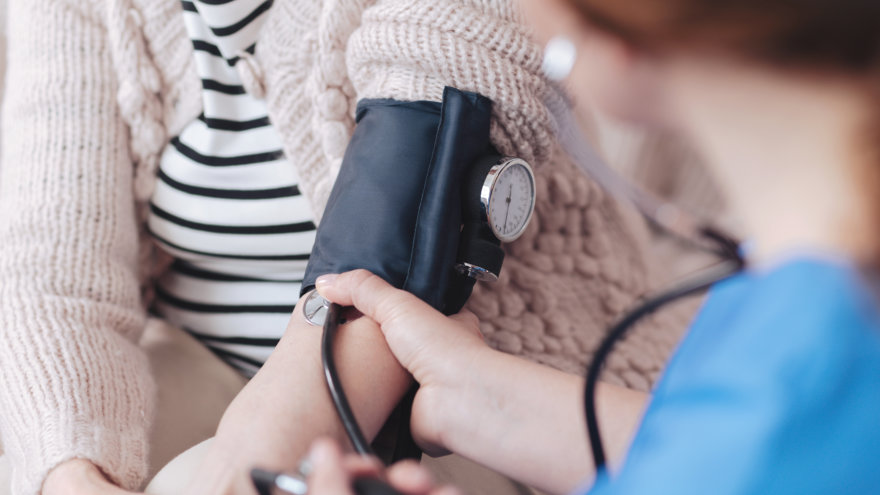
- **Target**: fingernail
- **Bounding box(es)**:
[309,439,335,464]
[316,274,338,288]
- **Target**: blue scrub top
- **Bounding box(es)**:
[586,256,880,495]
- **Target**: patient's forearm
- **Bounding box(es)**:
[186,303,413,494]
[437,348,647,495]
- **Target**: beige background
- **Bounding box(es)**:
[1,0,6,111]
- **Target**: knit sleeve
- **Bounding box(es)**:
[346,0,554,165]
[0,1,155,493]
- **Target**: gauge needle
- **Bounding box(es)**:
[504,183,513,232]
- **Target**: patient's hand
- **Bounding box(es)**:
[44,459,139,495]
[317,270,491,455]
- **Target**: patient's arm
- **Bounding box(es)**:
[183,296,413,495]
[319,270,648,495]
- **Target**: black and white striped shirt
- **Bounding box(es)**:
[148,0,316,376]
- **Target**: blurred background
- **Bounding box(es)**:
[1,0,6,106]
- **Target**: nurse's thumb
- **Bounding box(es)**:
[316,269,447,335]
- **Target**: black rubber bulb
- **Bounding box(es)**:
[352,477,407,495]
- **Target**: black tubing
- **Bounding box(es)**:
[322,303,374,456]
[583,255,744,471]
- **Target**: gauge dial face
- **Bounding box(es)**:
[484,159,536,242]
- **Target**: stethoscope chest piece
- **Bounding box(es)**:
[303,290,331,326]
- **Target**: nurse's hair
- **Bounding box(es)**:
[566,0,880,74]
[567,0,880,262]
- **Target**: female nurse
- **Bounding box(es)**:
[306,0,880,493]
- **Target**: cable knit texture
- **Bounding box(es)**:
[0,1,155,492]
[0,0,692,492]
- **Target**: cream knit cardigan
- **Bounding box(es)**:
[0,0,686,492]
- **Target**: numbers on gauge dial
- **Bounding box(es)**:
[488,162,534,241]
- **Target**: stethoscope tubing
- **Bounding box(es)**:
[583,256,743,471]
[322,302,375,456]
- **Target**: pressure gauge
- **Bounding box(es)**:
[481,157,536,243]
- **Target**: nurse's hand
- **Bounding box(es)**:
[306,438,461,495]
[316,270,490,455]
[319,271,649,494]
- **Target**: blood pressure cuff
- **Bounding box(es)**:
[301,87,494,314]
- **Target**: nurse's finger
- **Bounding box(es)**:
[448,310,481,332]
[342,455,384,479]
[385,460,435,494]
[316,270,451,334]
[306,439,355,495]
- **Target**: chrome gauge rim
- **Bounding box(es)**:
[480,157,537,243]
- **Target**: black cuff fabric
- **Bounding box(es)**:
[302,87,494,315]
